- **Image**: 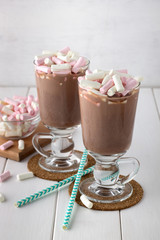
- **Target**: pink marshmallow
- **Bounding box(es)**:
[0,141,14,151]
[72,57,86,73]
[117,69,128,74]
[59,46,70,55]
[35,58,45,66]
[69,60,77,67]
[19,107,27,114]
[54,70,71,75]
[35,97,38,102]
[122,79,138,96]
[36,66,51,74]
[100,79,114,95]
[52,56,64,65]
[8,114,17,121]
[27,106,35,115]
[4,97,18,106]
[20,113,32,121]
[0,170,11,182]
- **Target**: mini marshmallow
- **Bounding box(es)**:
[52,56,64,65]
[2,106,13,115]
[107,86,117,96]
[80,79,101,89]
[73,57,86,69]
[102,74,112,85]
[122,79,138,96]
[67,51,79,61]
[2,115,8,121]
[18,140,24,150]
[0,171,11,182]
[51,63,71,72]
[41,50,56,56]
[31,101,39,111]
[44,58,53,66]
[0,141,14,150]
[100,79,114,94]
[59,46,70,55]
[4,97,18,106]
[36,66,51,74]
[0,193,5,202]
[112,74,124,92]
[80,195,93,209]
[56,55,71,63]
[86,72,106,81]
[17,172,34,181]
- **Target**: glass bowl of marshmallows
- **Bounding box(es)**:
[0,95,40,140]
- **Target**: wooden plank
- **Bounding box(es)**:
[153,88,160,116]
[120,88,160,240]
[0,155,58,240]
[53,187,121,240]
[53,120,121,239]
[0,157,6,173]
[0,122,50,161]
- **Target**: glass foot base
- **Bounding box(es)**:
[79,177,133,203]
[39,150,86,173]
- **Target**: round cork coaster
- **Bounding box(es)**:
[68,173,143,211]
[27,150,95,181]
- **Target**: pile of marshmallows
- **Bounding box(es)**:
[0,95,39,138]
[79,69,143,97]
[35,46,88,74]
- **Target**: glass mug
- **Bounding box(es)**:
[33,58,90,172]
[78,83,140,203]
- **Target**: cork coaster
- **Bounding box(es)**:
[27,150,95,181]
[68,173,143,211]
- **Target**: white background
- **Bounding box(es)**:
[0,0,160,87]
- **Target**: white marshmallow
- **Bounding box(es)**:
[35,53,54,60]
[51,63,71,72]
[18,140,24,150]
[80,79,101,90]
[56,55,70,62]
[0,193,5,202]
[31,101,39,111]
[86,72,106,81]
[41,50,57,56]
[44,58,53,66]
[115,71,132,78]
[2,115,8,121]
[2,106,13,115]
[67,51,79,61]
[80,195,93,209]
[112,74,124,92]
[102,75,112,85]
[17,172,34,181]
[107,86,117,96]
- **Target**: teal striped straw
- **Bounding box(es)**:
[63,149,88,230]
[15,161,93,208]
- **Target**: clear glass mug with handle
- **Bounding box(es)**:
[78,81,140,203]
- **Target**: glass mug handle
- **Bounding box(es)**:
[117,157,140,185]
[32,132,53,158]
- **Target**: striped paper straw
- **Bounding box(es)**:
[63,149,88,230]
[15,163,93,208]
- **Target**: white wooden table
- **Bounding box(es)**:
[0,86,160,240]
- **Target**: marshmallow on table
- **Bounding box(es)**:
[17,172,34,181]
[80,195,93,209]
[86,72,106,81]
[112,74,124,92]
[0,193,5,202]
[18,140,24,150]
[0,171,11,182]
[0,141,14,150]
[80,79,101,90]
